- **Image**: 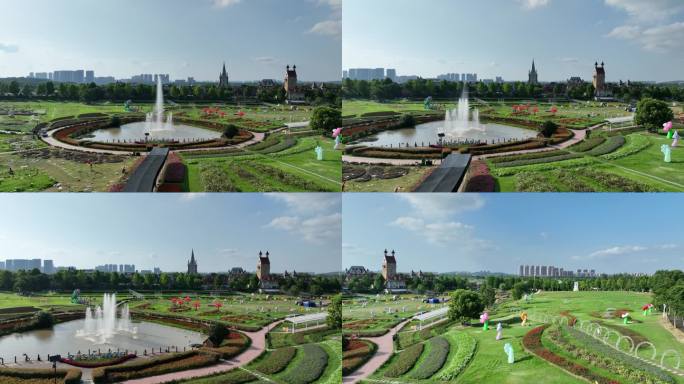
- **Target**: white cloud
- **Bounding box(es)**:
[254,56,277,64]
[604,0,684,22]
[179,193,207,202]
[267,193,340,214]
[518,0,550,10]
[557,57,580,63]
[606,22,684,52]
[390,217,477,245]
[308,20,341,37]
[212,0,241,8]
[659,244,679,250]
[0,43,19,54]
[396,194,485,219]
[267,213,341,244]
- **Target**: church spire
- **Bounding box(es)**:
[532,59,536,72]
[190,249,196,263]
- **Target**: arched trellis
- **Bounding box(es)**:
[660,349,681,370]
[616,335,635,354]
[602,329,621,345]
[634,341,658,360]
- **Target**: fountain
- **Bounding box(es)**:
[76,293,136,344]
[145,76,173,133]
[442,84,484,139]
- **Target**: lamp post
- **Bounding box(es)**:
[48,355,60,384]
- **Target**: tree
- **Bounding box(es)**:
[635,98,674,132]
[540,121,558,138]
[110,115,122,127]
[511,282,528,300]
[35,311,55,329]
[480,286,496,308]
[327,294,342,329]
[207,323,229,347]
[448,289,484,322]
[223,124,239,139]
[46,81,55,96]
[309,106,341,133]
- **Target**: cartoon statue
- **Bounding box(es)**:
[480,312,489,331]
[673,131,679,148]
[662,145,672,163]
[621,312,630,325]
[424,96,433,110]
[315,146,324,161]
[496,322,503,340]
[520,312,528,327]
[71,289,81,304]
[504,343,514,364]
[332,128,342,150]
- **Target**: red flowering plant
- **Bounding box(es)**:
[464,160,495,192]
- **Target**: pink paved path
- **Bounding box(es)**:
[123,320,282,384]
[343,319,411,384]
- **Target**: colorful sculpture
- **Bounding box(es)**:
[520,312,528,326]
[663,121,673,132]
[662,145,672,163]
[315,146,324,161]
[642,304,654,316]
[504,343,514,364]
[621,312,630,325]
[496,322,503,340]
[424,96,433,110]
[673,131,679,147]
[332,128,342,150]
[480,312,490,331]
[70,289,81,304]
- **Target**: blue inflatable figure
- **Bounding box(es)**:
[504,343,514,364]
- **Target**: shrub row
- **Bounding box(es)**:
[409,336,450,379]
[601,134,651,160]
[567,136,606,152]
[496,152,580,168]
[584,135,625,156]
[254,347,297,375]
[92,350,220,383]
[492,157,597,177]
[436,333,477,381]
[342,340,377,376]
[0,367,81,384]
[464,160,496,192]
[280,344,329,384]
[489,149,566,164]
[383,343,424,378]
[522,325,617,384]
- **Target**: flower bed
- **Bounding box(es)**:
[489,149,566,164]
[550,326,673,384]
[60,354,136,368]
[254,347,297,375]
[436,333,477,381]
[584,135,625,156]
[568,136,606,152]
[601,134,650,160]
[280,344,329,384]
[0,367,82,384]
[343,339,377,376]
[383,343,424,378]
[409,336,450,380]
[522,325,617,384]
[203,331,251,359]
[464,160,495,192]
[580,169,656,192]
[92,350,220,383]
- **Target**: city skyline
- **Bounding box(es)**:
[0,194,342,274]
[0,0,341,82]
[343,0,684,82]
[342,194,683,274]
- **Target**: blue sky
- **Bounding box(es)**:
[343,194,683,275]
[343,0,684,82]
[0,194,341,273]
[0,0,341,81]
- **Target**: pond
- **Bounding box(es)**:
[83,122,222,142]
[0,319,204,360]
[359,120,538,147]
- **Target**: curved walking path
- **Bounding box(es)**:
[123,320,283,384]
[343,319,411,384]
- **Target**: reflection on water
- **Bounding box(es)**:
[84,122,222,142]
[362,120,538,147]
[0,319,204,360]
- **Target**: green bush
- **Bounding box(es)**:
[436,333,477,380]
[280,344,328,384]
[208,323,229,347]
[223,124,239,139]
[0,367,82,384]
[383,343,424,378]
[34,311,54,329]
[409,336,450,379]
[254,347,297,375]
[635,98,674,131]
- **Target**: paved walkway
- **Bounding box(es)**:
[123,320,282,384]
[343,319,411,384]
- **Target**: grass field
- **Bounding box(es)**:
[343,165,434,192]
[348,291,684,383]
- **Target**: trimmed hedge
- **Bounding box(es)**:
[436,333,477,381]
[92,350,220,383]
[254,347,297,375]
[383,343,424,378]
[0,367,82,384]
[280,344,329,384]
[409,336,449,379]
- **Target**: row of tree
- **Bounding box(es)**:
[0,80,341,106]
[342,78,684,102]
[0,269,341,295]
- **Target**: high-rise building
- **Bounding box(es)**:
[386,69,396,81]
[0,261,4,270]
[85,70,95,83]
[43,260,55,274]
[372,68,385,80]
